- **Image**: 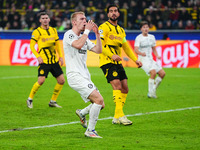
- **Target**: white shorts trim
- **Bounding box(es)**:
[67,73,97,103]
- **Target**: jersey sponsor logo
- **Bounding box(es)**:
[109,35,122,41]
[78,49,87,54]
[42,37,55,42]
[40,69,44,75]
[69,34,74,39]
[88,84,93,89]
[112,71,118,77]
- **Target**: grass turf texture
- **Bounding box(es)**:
[0,66,199,150]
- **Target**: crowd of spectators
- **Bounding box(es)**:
[0,0,199,31]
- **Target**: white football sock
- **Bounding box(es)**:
[87,103,102,131]
[148,78,155,94]
[80,104,92,116]
[155,76,162,89]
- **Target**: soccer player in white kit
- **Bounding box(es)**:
[63,12,105,138]
[134,21,166,98]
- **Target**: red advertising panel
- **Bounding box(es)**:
[0,40,199,68]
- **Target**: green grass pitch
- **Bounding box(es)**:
[0,66,199,150]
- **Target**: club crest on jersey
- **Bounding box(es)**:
[69,34,74,39]
[112,71,118,77]
[88,84,93,89]
[40,69,44,75]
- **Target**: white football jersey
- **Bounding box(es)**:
[134,33,156,61]
[63,29,95,79]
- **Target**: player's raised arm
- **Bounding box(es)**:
[90,23,102,54]
[71,19,94,49]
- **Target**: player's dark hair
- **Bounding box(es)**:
[140,21,149,29]
[107,4,120,13]
[38,12,49,18]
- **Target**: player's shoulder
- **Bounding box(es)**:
[64,29,75,39]
[148,34,155,38]
[32,27,41,35]
[49,26,57,32]
[136,33,143,39]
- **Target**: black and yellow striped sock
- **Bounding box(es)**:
[113,90,124,119]
[51,83,63,101]
[29,82,41,99]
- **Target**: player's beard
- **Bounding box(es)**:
[110,16,119,21]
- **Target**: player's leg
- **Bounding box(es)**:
[27,63,49,108]
[110,79,125,124]
[27,77,45,108]
[148,69,157,98]
[76,104,93,128]
[101,63,124,124]
[85,90,104,138]
[155,69,165,89]
[119,79,132,125]
[49,63,65,107]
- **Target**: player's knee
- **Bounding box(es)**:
[38,80,45,85]
[95,97,104,105]
[58,78,65,85]
[122,87,129,93]
[160,70,166,79]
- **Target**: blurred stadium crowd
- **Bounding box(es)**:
[0,0,199,31]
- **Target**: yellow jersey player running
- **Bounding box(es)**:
[99,4,142,125]
[26,12,65,108]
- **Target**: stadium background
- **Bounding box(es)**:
[0,0,200,68]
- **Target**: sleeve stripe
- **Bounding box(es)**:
[37,29,41,35]
[31,38,37,42]
[55,39,59,41]
[100,37,104,40]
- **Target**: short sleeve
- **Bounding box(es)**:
[152,35,156,47]
[64,31,78,46]
[134,36,140,47]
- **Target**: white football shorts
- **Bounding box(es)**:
[67,73,98,103]
[140,59,162,75]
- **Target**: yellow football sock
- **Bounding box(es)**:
[121,93,127,107]
[51,83,63,101]
[113,90,124,118]
[29,82,41,99]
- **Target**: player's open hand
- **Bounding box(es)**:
[136,60,142,68]
[111,55,122,61]
[157,56,161,59]
[141,52,146,56]
[37,57,43,64]
[59,57,64,66]
[85,20,94,31]
[92,23,99,35]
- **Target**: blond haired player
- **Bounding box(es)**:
[134,21,166,98]
[63,12,105,138]
[26,12,65,108]
[99,5,142,125]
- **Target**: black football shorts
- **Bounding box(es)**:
[38,62,63,78]
[100,63,128,83]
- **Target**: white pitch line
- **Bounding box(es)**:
[0,106,199,134]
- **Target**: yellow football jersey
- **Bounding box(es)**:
[99,21,126,67]
[30,26,60,64]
